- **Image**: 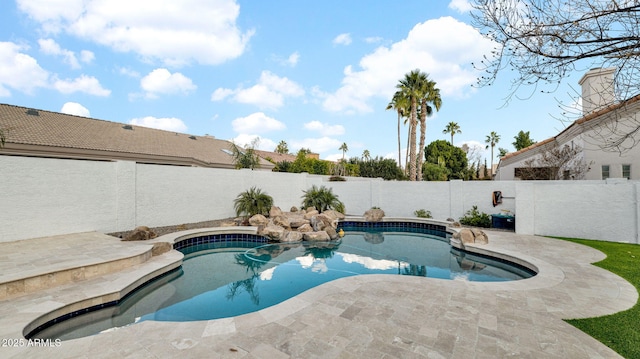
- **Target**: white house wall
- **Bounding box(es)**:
[0,156,638,244]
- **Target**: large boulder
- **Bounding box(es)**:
[310,214,335,231]
[325,227,339,240]
[272,215,291,230]
[453,228,488,245]
[151,242,172,256]
[122,226,157,241]
[364,208,385,222]
[248,214,269,226]
[297,223,313,232]
[303,209,319,220]
[287,215,309,229]
[322,210,345,221]
[471,228,489,244]
[453,229,473,244]
[261,224,285,241]
[269,206,284,218]
[303,231,331,241]
[282,231,304,243]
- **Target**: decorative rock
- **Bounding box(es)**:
[450,221,462,228]
[325,227,339,240]
[151,242,172,256]
[248,214,269,226]
[455,228,475,244]
[297,223,313,232]
[290,206,299,212]
[363,208,385,222]
[471,228,489,244]
[122,227,157,241]
[272,215,291,230]
[288,215,309,228]
[304,209,319,220]
[303,231,330,241]
[322,210,345,221]
[261,224,285,241]
[310,214,334,231]
[282,230,303,243]
[269,206,283,218]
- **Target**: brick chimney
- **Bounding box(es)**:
[578,67,616,115]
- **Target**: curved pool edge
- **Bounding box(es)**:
[5,223,638,358]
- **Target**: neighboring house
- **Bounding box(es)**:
[495,67,640,180]
[254,150,298,164]
[0,103,275,170]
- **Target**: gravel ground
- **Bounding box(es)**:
[107,218,238,239]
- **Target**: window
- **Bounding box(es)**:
[602,165,610,180]
[623,164,631,179]
[563,170,570,180]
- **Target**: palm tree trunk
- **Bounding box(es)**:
[397,112,402,169]
[409,97,418,181]
[417,99,427,181]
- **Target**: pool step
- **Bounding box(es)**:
[0,232,157,300]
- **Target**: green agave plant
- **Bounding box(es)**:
[234,187,274,218]
[301,185,345,213]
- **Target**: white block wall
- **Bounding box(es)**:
[1,156,638,244]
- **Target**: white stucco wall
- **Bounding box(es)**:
[1,156,638,244]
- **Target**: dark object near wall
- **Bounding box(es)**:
[492,191,503,207]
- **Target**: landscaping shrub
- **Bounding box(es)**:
[414,209,432,218]
[459,206,491,228]
[301,185,345,213]
[233,187,274,218]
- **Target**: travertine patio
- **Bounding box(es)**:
[0,229,636,358]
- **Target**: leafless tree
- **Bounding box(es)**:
[471,1,640,152]
[516,143,592,180]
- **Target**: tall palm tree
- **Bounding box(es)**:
[339,142,348,161]
[443,122,461,145]
[416,76,442,181]
[396,70,422,181]
[386,91,409,169]
[485,131,501,177]
[362,149,371,161]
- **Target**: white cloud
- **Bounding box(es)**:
[286,52,299,66]
[320,17,496,113]
[303,121,345,136]
[448,0,473,13]
[290,136,342,154]
[129,116,188,132]
[80,50,94,63]
[230,134,276,151]
[140,68,196,99]
[0,41,49,96]
[53,74,110,96]
[211,88,233,101]
[333,33,352,46]
[16,0,253,67]
[38,38,80,68]
[232,112,286,133]
[60,102,90,117]
[211,71,304,109]
[118,67,140,78]
[365,36,383,44]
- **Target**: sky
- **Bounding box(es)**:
[0,0,587,164]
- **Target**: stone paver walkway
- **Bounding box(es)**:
[0,230,636,358]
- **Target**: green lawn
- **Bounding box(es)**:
[554,237,640,359]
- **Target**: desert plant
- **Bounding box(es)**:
[301,185,345,213]
[459,206,491,228]
[414,209,432,218]
[233,187,273,218]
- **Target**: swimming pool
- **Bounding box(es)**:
[28,225,535,341]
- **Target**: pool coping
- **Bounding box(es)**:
[1,219,637,358]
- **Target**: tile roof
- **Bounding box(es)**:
[499,93,640,162]
[0,103,274,169]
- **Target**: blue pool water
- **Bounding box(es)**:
[30,228,534,341]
